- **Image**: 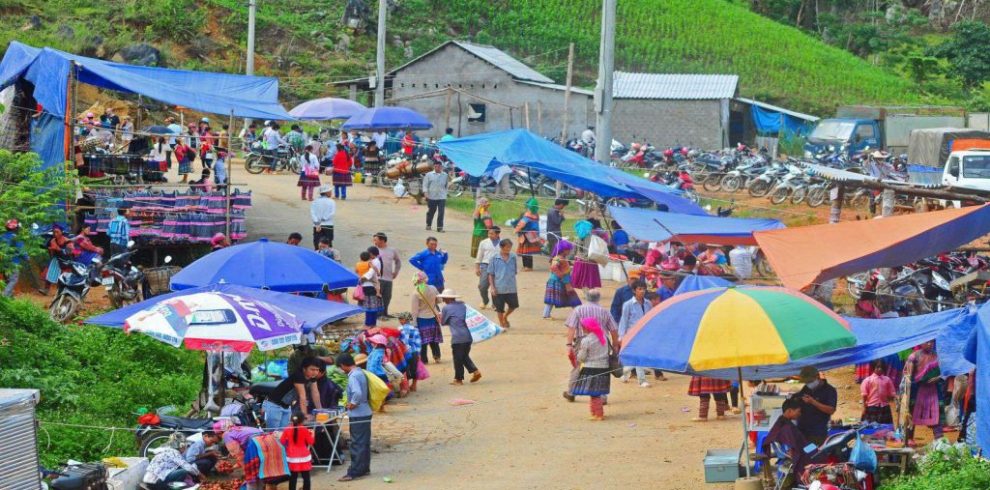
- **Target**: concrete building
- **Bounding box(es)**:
[337,40,593,139]
[612,72,739,149]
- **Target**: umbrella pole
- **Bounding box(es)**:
[739,367,751,478]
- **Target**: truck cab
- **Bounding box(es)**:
[804,118,881,158]
[942,149,990,193]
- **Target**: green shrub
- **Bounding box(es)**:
[884,444,990,490]
[0,298,201,465]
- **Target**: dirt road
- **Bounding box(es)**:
[240,170,750,489]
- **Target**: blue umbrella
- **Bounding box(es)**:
[341,106,433,131]
[87,283,363,337]
[289,97,367,121]
[170,238,359,293]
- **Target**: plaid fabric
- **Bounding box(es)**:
[564,304,617,337]
[107,216,130,246]
[688,376,732,396]
[400,324,422,353]
[544,280,581,308]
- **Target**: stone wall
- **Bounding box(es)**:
[612,99,724,149]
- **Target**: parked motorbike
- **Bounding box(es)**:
[245,143,301,174]
[49,256,102,322]
[101,249,144,309]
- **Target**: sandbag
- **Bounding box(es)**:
[464,305,504,343]
[363,370,389,412]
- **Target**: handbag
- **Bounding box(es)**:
[352,286,366,301]
[607,337,623,378]
[305,167,320,178]
[587,235,609,265]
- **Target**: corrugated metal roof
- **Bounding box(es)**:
[452,41,555,83]
[613,72,738,100]
[517,80,593,96]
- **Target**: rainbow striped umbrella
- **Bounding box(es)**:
[621,286,854,372]
[619,286,855,478]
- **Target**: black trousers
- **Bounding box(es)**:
[451,342,478,381]
[426,199,446,229]
[421,342,441,362]
[289,471,311,490]
[379,279,393,315]
[521,255,534,269]
[313,226,334,249]
[406,352,420,380]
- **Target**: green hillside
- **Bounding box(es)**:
[0,0,933,114]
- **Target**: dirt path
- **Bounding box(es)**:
[239,170,751,489]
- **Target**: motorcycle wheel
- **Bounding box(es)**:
[753,252,774,277]
[721,175,741,193]
[537,183,557,197]
[108,283,122,310]
[790,187,808,204]
[849,191,870,208]
[139,430,175,459]
[703,173,723,192]
[769,187,790,205]
[244,154,265,174]
[807,187,828,208]
[49,294,79,322]
[288,157,301,174]
[845,272,868,299]
[748,179,771,197]
[448,181,465,198]
[377,169,395,187]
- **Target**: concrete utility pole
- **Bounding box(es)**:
[375,0,387,107]
[246,0,256,76]
[594,0,616,164]
[560,43,575,143]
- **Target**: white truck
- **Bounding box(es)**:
[942,149,990,194]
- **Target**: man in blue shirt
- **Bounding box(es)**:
[439,289,482,385]
[487,239,518,329]
[657,272,677,302]
[183,430,221,475]
[107,208,130,257]
[409,236,448,290]
[337,353,372,482]
[609,271,640,323]
[618,280,652,387]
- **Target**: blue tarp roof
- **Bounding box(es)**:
[0,41,293,168]
[621,305,977,380]
[673,275,735,295]
[437,129,703,209]
[972,307,990,453]
[609,205,785,245]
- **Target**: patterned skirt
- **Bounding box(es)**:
[517,233,543,256]
[361,286,383,312]
[688,376,732,396]
[571,367,611,397]
[571,260,602,289]
[178,158,192,175]
[544,277,582,308]
[297,173,321,188]
[416,317,443,344]
[862,405,893,424]
[333,171,353,186]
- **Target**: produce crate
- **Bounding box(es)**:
[144,265,181,297]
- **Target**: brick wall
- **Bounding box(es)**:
[612,99,724,149]
[390,44,593,139]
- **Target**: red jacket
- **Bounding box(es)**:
[332,151,351,174]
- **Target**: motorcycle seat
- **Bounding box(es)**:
[157,415,214,431]
[249,381,281,399]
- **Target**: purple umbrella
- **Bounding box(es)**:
[341,106,433,131]
[289,97,367,121]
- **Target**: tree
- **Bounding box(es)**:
[928,21,990,91]
[0,151,78,279]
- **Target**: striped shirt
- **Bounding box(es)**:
[565,303,617,339]
[400,323,422,354]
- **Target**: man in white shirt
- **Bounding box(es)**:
[422,160,449,232]
[474,226,501,309]
[310,184,336,250]
[373,131,387,150]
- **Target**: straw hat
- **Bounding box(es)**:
[354,353,368,365]
[319,183,333,195]
[437,288,461,299]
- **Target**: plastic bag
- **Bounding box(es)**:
[352,286,365,301]
[850,433,877,472]
[416,359,430,381]
[363,371,390,412]
[587,235,609,265]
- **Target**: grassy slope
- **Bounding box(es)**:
[0,0,928,114]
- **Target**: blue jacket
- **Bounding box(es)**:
[409,248,448,288]
[610,284,634,322]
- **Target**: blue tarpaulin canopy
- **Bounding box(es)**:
[621,305,977,380]
[608,205,785,245]
[738,98,817,136]
[673,275,734,295]
[971,307,990,453]
[87,284,363,334]
[0,41,293,168]
[438,129,702,209]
